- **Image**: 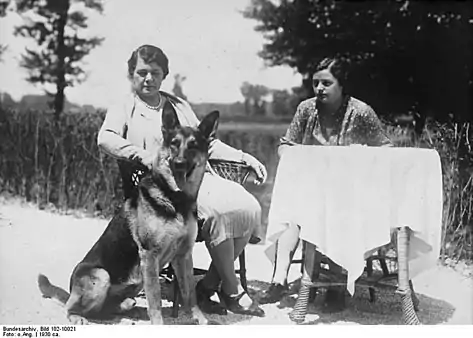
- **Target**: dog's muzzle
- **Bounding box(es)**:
[172,159,195,183]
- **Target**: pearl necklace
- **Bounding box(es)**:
[137,93,162,110]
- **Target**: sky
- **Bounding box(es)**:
[0,0,302,108]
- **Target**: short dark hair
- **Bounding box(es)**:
[127,45,169,78]
[314,57,349,88]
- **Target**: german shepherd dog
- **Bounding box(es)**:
[38,102,219,325]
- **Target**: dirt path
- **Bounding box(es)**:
[1,196,472,325]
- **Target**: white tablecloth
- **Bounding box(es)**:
[265,145,443,294]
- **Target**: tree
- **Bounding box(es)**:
[0,0,11,61]
[14,0,104,121]
[172,73,187,100]
[0,0,8,15]
[240,81,270,116]
[0,92,16,108]
[271,88,302,117]
[243,0,473,133]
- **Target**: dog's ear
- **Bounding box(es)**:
[162,101,180,139]
[198,110,219,142]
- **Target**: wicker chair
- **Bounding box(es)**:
[288,228,421,325]
[290,242,406,303]
[120,159,255,318]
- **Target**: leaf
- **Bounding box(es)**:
[243,0,473,122]
[14,0,104,115]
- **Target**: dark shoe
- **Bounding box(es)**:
[219,291,265,317]
[321,287,346,313]
[195,280,227,315]
[249,235,261,245]
[259,283,287,304]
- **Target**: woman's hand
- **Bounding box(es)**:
[242,153,267,185]
[139,151,155,171]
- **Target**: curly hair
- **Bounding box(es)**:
[127,45,169,79]
[314,57,349,89]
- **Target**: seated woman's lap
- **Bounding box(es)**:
[197,172,261,248]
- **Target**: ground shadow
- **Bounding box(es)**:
[248,278,455,325]
[91,277,256,325]
[38,274,258,325]
[38,275,456,325]
[302,289,455,325]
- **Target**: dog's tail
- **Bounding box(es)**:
[38,274,70,305]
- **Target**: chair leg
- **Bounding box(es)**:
[238,250,248,292]
[289,241,317,324]
[300,241,306,275]
[366,258,376,303]
[397,227,420,325]
[308,288,318,303]
[171,267,180,318]
[379,254,390,276]
[166,263,174,280]
[308,250,324,303]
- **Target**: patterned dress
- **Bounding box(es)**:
[280,96,391,148]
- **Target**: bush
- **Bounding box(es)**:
[0,106,471,261]
[420,121,472,261]
[0,108,122,216]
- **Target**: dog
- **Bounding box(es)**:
[38,102,219,325]
[125,104,218,325]
[38,210,142,324]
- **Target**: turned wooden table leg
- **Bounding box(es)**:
[397,226,421,325]
[289,241,317,324]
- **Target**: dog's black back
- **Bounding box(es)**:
[78,211,139,285]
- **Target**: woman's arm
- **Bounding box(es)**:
[208,133,268,184]
[278,102,309,157]
[97,99,154,169]
[208,139,245,161]
[351,107,393,147]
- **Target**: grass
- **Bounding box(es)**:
[0,107,471,262]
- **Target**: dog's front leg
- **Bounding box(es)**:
[140,249,164,325]
[172,253,208,325]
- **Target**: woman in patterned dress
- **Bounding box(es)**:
[260,57,392,311]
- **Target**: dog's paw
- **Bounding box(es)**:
[190,317,222,325]
[132,321,148,325]
[68,315,89,325]
[118,298,137,312]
